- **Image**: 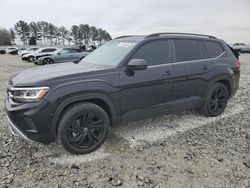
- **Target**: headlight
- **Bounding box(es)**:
[9,87,49,102]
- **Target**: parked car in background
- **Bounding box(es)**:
[6,47,18,55]
[240,44,250,53]
[5,33,240,154]
[232,43,246,52]
[86,45,97,52]
[18,47,39,56]
[34,48,90,65]
[0,49,6,54]
[22,47,58,62]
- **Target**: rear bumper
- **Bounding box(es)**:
[231,70,240,97]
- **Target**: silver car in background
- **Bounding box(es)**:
[34,48,90,65]
[22,47,58,62]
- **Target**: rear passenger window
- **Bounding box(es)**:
[174,39,200,62]
[131,40,170,66]
[204,41,224,58]
[197,41,209,59]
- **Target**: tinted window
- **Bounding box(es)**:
[42,48,57,52]
[197,40,209,59]
[69,49,80,53]
[174,39,200,62]
[131,40,170,66]
[204,41,224,58]
[59,49,70,54]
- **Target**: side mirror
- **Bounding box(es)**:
[127,59,148,71]
[57,52,61,56]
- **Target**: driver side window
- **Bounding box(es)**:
[130,40,171,66]
[59,49,70,54]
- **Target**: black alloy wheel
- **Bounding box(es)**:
[209,87,228,114]
[28,56,34,62]
[201,82,229,117]
[43,58,53,65]
[58,103,110,154]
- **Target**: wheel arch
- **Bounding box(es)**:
[43,57,54,64]
[209,74,233,98]
[49,94,117,142]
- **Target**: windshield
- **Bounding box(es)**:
[81,41,138,67]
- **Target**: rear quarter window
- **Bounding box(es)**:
[204,41,224,58]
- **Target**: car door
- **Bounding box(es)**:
[119,39,175,121]
[171,38,215,105]
[55,49,71,63]
[68,49,81,62]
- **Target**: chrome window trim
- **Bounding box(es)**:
[147,51,225,69]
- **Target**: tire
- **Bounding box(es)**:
[200,82,229,117]
[58,102,110,154]
[43,58,54,65]
[28,56,34,62]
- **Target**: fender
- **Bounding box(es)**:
[204,65,234,97]
[49,93,118,142]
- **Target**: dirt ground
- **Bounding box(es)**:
[0,54,249,188]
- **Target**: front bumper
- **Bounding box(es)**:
[7,115,33,142]
[21,56,29,61]
[5,97,54,144]
[34,58,43,65]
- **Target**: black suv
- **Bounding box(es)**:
[5,33,240,154]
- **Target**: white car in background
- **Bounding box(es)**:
[22,47,58,62]
[240,44,250,53]
[6,47,18,54]
[232,43,246,52]
[18,47,39,56]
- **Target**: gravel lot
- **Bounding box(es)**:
[0,54,250,188]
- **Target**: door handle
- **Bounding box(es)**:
[162,71,173,76]
[201,66,208,70]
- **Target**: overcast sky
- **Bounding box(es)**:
[0,0,250,43]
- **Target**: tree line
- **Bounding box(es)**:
[1,20,112,46]
[0,28,12,45]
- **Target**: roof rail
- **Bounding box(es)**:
[145,33,217,39]
[114,35,137,39]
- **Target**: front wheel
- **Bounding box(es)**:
[58,103,110,154]
[200,82,229,117]
[43,58,54,65]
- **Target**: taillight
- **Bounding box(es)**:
[234,60,240,69]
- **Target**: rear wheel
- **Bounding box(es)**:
[28,56,34,62]
[43,58,54,65]
[200,82,229,117]
[58,103,110,154]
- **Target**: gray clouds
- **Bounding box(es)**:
[0,0,249,43]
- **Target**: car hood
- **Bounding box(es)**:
[10,62,113,87]
[22,52,35,57]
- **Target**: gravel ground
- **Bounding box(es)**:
[0,54,250,188]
